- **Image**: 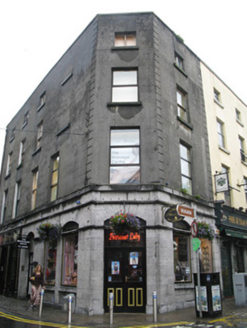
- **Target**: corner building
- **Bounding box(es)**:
[0,13,219,314]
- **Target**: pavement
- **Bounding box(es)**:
[0,295,247,327]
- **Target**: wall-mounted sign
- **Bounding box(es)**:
[177,205,194,218]
[191,220,198,237]
[215,172,229,193]
[17,236,30,249]
[164,206,184,223]
[109,232,141,242]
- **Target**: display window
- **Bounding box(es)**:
[62,234,78,286]
[173,234,191,282]
[200,239,213,273]
[44,242,57,285]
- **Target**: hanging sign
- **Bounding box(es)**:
[164,206,184,223]
[215,172,229,193]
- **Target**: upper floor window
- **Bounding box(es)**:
[244,177,247,203]
[31,169,39,210]
[115,33,136,47]
[112,69,138,103]
[239,136,246,162]
[180,143,192,195]
[177,87,188,121]
[18,140,25,166]
[110,129,140,184]
[36,121,43,149]
[37,92,46,111]
[12,181,21,218]
[236,108,241,121]
[217,119,225,149]
[10,127,15,142]
[214,88,223,106]
[22,110,29,128]
[6,152,12,176]
[50,154,59,202]
[175,53,184,71]
[1,190,8,224]
[221,166,231,206]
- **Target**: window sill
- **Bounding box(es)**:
[107,102,142,107]
[32,147,42,156]
[37,103,45,112]
[61,73,73,86]
[173,63,188,78]
[241,160,247,166]
[177,116,193,130]
[16,163,23,170]
[111,46,139,51]
[218,146,230,155]
[57,123,70,137]
[4,173,10,180]
[10,136,15,143]
[236,118,244,127]
[214,99,224,109]
[22,121,28,129]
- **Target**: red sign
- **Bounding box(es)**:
[177,205,195,218]
[191,220,198,237]
[109,232,141,242]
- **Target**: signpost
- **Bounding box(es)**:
[192,235,202,318]
[191,220,198,238]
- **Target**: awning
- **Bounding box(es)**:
[225,229,247,239]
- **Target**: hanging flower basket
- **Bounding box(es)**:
[197,221,215,241]
[109,212,141,236]
[37,222,62,248]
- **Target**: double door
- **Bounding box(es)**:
[104,248,146,312]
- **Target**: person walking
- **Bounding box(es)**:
[29,264,45,310]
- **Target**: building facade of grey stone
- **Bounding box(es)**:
[0,13,220,314]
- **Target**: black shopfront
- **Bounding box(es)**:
[215,203,247,297]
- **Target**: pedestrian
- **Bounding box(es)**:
[29,264,45,310]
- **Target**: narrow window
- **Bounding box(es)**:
[1,190,8,223]
[175,53,184,71]
[236,109,241,122]
[177,87,188,121]
[239,136,246,162]
[214,88,221,104]
[22,110,29,128]
[37,92,46,111]
[36,121,43,149]
[10,127,15,142]
[50,155,59,202]
[12,181,21,218]
[244,177,247,203]
[6,152,12,176]
[44,242,57,285]
[180,143,192,194]
[112,69,138,103]
[18,140,25,166]
[115,33,136,47]
[217,120,225,149]
[31,169,38,210]
[174,234,191,282]
[110,129,140,184]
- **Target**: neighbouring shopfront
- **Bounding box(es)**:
[215,203,247,297]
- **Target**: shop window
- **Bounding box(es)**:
[200,239,213,272]
[112,69,138,103]
[44,242,57,285]
[110,128,140,184]
[62,222,78,286]
[174,233,191,282]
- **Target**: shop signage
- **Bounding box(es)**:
[164,206,184,223]
[215,172,229,193]
[219,209,247,231]
[17,236,30,249]
[177,205,195,218]
[164,204,194,223]
[109,232,141,242]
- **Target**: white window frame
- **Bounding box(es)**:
[175,53,184,71]
[217,119,225,149]
[31,169,39,210]
[50,155,59,202]
[180,143,192,194]
[112,69,138,103]
[6,152,12,176]
[12,182,21,218]
[177,87,187,121]
[115,32,136,47]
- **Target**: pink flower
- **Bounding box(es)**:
[121,220,124,222]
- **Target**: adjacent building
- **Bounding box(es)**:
[0,12,222,314]
[201,62,247,297]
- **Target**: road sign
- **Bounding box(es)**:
[192,238,201,251]
[177,204,195,218]
[191,220,198,237]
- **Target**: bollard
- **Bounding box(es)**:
[153,291,157,322]
[109,292,114,325]
[39,288,44,317]
[68,295,72,324]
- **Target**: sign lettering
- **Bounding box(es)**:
[109,232,141,242]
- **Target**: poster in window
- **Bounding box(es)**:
[111,261,120,275]
[130,252,138,265]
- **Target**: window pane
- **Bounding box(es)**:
[174,234,191,282]
[115,35,125,46]
[110,166,140,184]
[51,186,57,202]
[112,86,138,102]
[45,244,57,285]
[63,235,78,286]
[181,176,192,194]
[181,159,191,177]
[113,71,137,85]
[111,147,139,164]
[111,129,139,146]
[180,144,190,160]
[126,34,136,46]
[53,157,59,170]
[51,170,58,185]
